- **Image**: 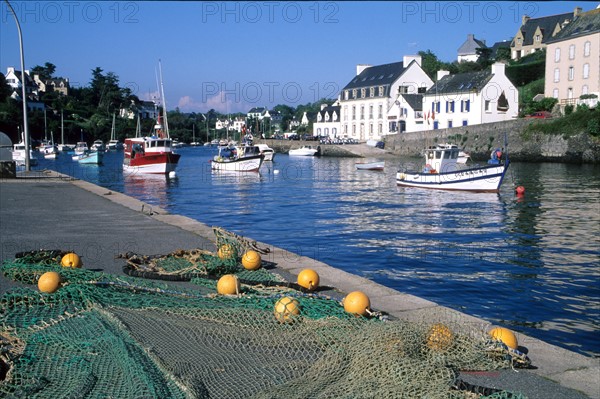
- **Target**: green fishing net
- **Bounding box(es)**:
[1,230,529,399]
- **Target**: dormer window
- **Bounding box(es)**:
[535,34,541,42]
[344,90,349,100]
[352,89,357,98]
[369,87,375,97]
[361,88,366,98]
[379,86,384,96]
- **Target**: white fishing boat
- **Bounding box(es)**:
[396,142,509,193]
[289,145,320,156]
[256,143,275,161]
[457,150,470,164]
[211,145,264,172]
[11,139,38,166]
[91,139,105,152]
[356,161,385,171]
[74,141,88,155]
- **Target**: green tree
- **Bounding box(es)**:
[30,62,56,81]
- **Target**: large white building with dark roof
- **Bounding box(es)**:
[423,63,519,129]
[338,55,433,141]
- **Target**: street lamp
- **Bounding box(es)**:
[4,0,31,171]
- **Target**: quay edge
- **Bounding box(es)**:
[0,171,598,398]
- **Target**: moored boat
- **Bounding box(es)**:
[91,139,105,152]
[396,141,509,193]
[356,161,385,171]
[77,150,103,164]
[211,145,264,172]
[256,143,275,161]
[11,140,38,166]
[289,145,320,156]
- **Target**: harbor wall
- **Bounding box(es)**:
[387,119,600,163]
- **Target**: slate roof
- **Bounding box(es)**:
[457,34,487,56]
[515,12,574,46]
[342,61,407,91]
[425,70,492,95]
[546,9,600,43]
[317,105,340,121]
[490,40,511,59]
[401,94,423,111]
[247,107,266,114]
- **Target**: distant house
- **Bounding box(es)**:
[339,55,433,141]
[457,34,487,62]
[5,67,38,97]
[120,100,158,120]
[313,103,341,138]
[231,117,246,133]
[423,63,519,129]
[511,7,581,60]
[544,8,600,109]
[33,75,70,96]
[247,107,268,120]
[387,94,424,133]
[300,112,315,126]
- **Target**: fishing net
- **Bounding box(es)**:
[1,231,530,399]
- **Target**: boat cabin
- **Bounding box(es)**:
[423,144,460,173]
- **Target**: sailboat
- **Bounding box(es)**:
[57,111,74,152]
[123,61,181,175]
[106,113,123,150]
[190,124,201,146]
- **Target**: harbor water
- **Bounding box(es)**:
[36,146,600,357]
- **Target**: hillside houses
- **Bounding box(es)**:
[544,8,600,109]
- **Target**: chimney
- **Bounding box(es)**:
[491,62,506,76]
[467,33,474,40]
[574,7,582,17]
[403,55,422,66]
[356,64,371,75]
[522,15,530,25]
[320,104,328,110]
[436,70,450,81]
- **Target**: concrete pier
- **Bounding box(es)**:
[1,171,598,399]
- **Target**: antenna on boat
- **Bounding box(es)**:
[503,132,509,163]
[158,59,169,138]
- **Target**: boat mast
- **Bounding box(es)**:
[158,60,169,138]
[60,110,64,145]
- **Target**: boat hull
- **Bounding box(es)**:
[123,152,180,174]
[356,161,384,171]
[211,154,263,172]
[396,162,509,193]
[77,151,104,164]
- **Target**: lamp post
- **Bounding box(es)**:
[4,0,31,171]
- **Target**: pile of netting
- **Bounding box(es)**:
[1,229,529,399]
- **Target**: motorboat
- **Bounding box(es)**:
[91,139,106,152]
[396,142,509,193]
[289,145,320,156]
[356,161,385,171]
[106,114,123,150]
[211,145,264,172]
[76,150,103,164]
[256,143,275,161]
[11,141,38,166]
[74,142,88,155]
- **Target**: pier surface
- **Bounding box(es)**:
[1,170,598,399]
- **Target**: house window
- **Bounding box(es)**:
[583,64,589,79]
[462,120,468,126]
[448,121,453,128]
[360,105,364,119]
[378,123,382,133]
[582,85,589,95]
[497,91,509,112]
[352,124,356,135]
[555,48,560,62]
[379,86,384,96]
[332,128,337,136]
[344,90,349,100]
[317,113,322,122]
[433,121,439,129]
[343,106,348,121]
[317,128,322,135]
[325,113,330,122]
[378,104,383,118]
[369,123,373,134]
[569,44,575,60]
[333,112,338,122]
[553,88,559,98]
[369,87,375,97]
[535,34,541,42]
[568,66,574,81]
[584,41,591,57]
[485,100,491,112]
[567,88,573,99]
[361,88,366,98]
[446,101,455,113]
[517,38,521,45]
[352,89,357,98]
[461,99,470,112]
[352,106,356,120]
[436,102,440,113]
[344,125,347,134]
[554,68,560,83]
[369,105,373,119]
[324,128,329,135]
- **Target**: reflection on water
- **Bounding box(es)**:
[37,148,600,357]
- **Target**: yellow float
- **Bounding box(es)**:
[427,323,454,351]
[343,291,370,316]
[241,250,261,270]
[274,296,300,323]
[61,252,82,268]
[489,327,518,350]
[217,244,235,260]
[297,269,319,291]
[38,271,61,293]
[216,274,240,295]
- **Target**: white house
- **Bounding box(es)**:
[457,34,487,62]
[387,94,425,133]
[5,67,38,97]
[423,62,519,129]
[339,55,433,141]
[313,103,341,138]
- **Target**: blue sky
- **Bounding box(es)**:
[0,1,594,113]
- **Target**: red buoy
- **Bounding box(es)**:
[515,186,525,195]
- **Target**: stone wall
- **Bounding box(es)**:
[387,119,600,163]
